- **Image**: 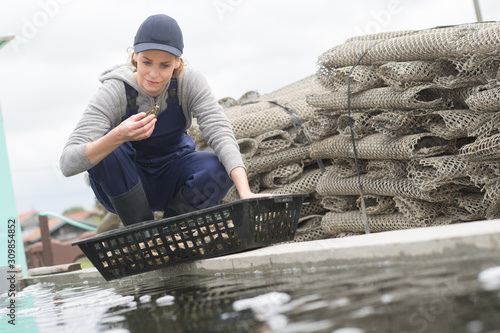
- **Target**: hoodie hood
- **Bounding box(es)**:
[98,64,172,110]
[98,64,138,88]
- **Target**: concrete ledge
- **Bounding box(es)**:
[19,219,500,288]
[19,267,104,287]
[194,219,500,271]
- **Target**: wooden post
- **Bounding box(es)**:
[473,0,483,22]
[39,215,54,266]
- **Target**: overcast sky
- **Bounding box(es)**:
[0,0,498,215]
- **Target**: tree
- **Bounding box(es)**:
[62,206,85,215]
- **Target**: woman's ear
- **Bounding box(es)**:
[174,57,181,69]
[133,52,138,63]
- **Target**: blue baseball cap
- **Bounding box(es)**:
[134,14,184,56]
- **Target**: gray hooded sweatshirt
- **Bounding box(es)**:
[60,65,243,177]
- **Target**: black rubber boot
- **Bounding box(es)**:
[163,187,198,218]
[108,182,154,226]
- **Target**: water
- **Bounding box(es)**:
[2,248,500,333]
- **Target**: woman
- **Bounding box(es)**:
[60,14,264,226]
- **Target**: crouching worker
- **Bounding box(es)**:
[60,14,266,226]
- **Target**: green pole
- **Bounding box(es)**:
[0,35,38,332]
[0,35,28,277]
[38,212,97,232]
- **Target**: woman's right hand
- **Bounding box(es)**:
[114,112,157,142]
[85,113,157,165]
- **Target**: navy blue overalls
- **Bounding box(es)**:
[88,78,233,216]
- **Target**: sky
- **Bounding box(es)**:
[0,0,498,216]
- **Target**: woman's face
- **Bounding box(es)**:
[133,50,180,98]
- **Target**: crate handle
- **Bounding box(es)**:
[271,194,308,204]
[272,195,295,203]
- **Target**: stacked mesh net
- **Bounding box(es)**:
[189,22,500,242]
[188,76,332,242]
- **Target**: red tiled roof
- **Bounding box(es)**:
[23,218,64,243]
[21,208,103,243]
[18,209,38,223]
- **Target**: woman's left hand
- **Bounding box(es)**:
[238,191,273,200]
[230,167,274,200]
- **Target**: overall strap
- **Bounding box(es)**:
[122,82,139,121]
[167,77,178,101]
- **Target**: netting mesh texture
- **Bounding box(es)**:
[187,22,500,242]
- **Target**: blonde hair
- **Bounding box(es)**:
[127,47,185,78]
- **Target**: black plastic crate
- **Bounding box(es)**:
[73,194,306,280]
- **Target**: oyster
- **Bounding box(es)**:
[145,105,160,118]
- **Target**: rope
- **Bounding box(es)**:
[344,30,419,234]
[243,100,326,173]
[346,42,384,235]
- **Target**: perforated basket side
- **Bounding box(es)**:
[77,204,250,280]
[248,195,303,246]
[74,194,306,280]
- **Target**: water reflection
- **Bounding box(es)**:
[3,249,500,333]
[105,275,281,333]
